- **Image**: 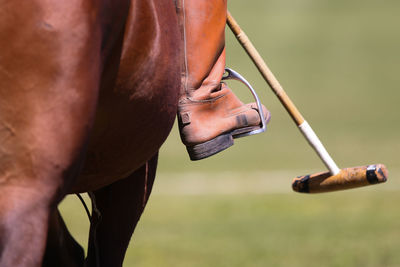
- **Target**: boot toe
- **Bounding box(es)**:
[239,103,271,128]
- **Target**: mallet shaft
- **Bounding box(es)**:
[227,12,304,126]
[299,121,340,175]
[226,12,340,175]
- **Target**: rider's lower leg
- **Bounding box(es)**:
[176,0,271,160]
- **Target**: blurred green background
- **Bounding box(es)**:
[60,1,400,266]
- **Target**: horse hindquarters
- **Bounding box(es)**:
[0,0,107,265]
[0,0,175,264]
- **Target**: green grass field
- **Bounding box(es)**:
[60,1,399,266]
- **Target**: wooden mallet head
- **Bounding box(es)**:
[292,164,388,193]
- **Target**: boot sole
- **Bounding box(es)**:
[186,125,264,161]
[186,133,234,161]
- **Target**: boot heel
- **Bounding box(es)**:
[186,133,234,161]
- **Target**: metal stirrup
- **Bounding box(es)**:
[222,68,266,138]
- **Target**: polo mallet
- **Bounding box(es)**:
[226,12,387,193]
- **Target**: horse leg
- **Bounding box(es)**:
[42,209,85,267]
[85,154,158,267]
[0,1,109,265]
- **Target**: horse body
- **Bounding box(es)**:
[0,0,180,266]
[72,0,180,193]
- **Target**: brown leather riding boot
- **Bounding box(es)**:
[177,0,270,160]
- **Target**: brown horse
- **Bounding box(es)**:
[0,0,180,266]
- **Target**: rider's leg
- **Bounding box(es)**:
[177,0,270,160]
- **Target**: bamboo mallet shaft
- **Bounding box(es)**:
[226,12,304,126]
[226,11,340,175]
